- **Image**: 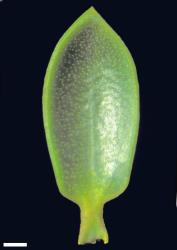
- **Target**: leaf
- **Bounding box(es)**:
[42,6,139,245]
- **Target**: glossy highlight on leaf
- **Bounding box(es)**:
[42,6,139,245]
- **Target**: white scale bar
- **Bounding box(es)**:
[3,243,27,247]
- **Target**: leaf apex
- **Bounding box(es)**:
[86,6,99,15]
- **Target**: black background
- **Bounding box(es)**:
[0,0,176,249]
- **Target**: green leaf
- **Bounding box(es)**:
[42,6,139,245]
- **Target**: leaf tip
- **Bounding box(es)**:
[86,6,99,15]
